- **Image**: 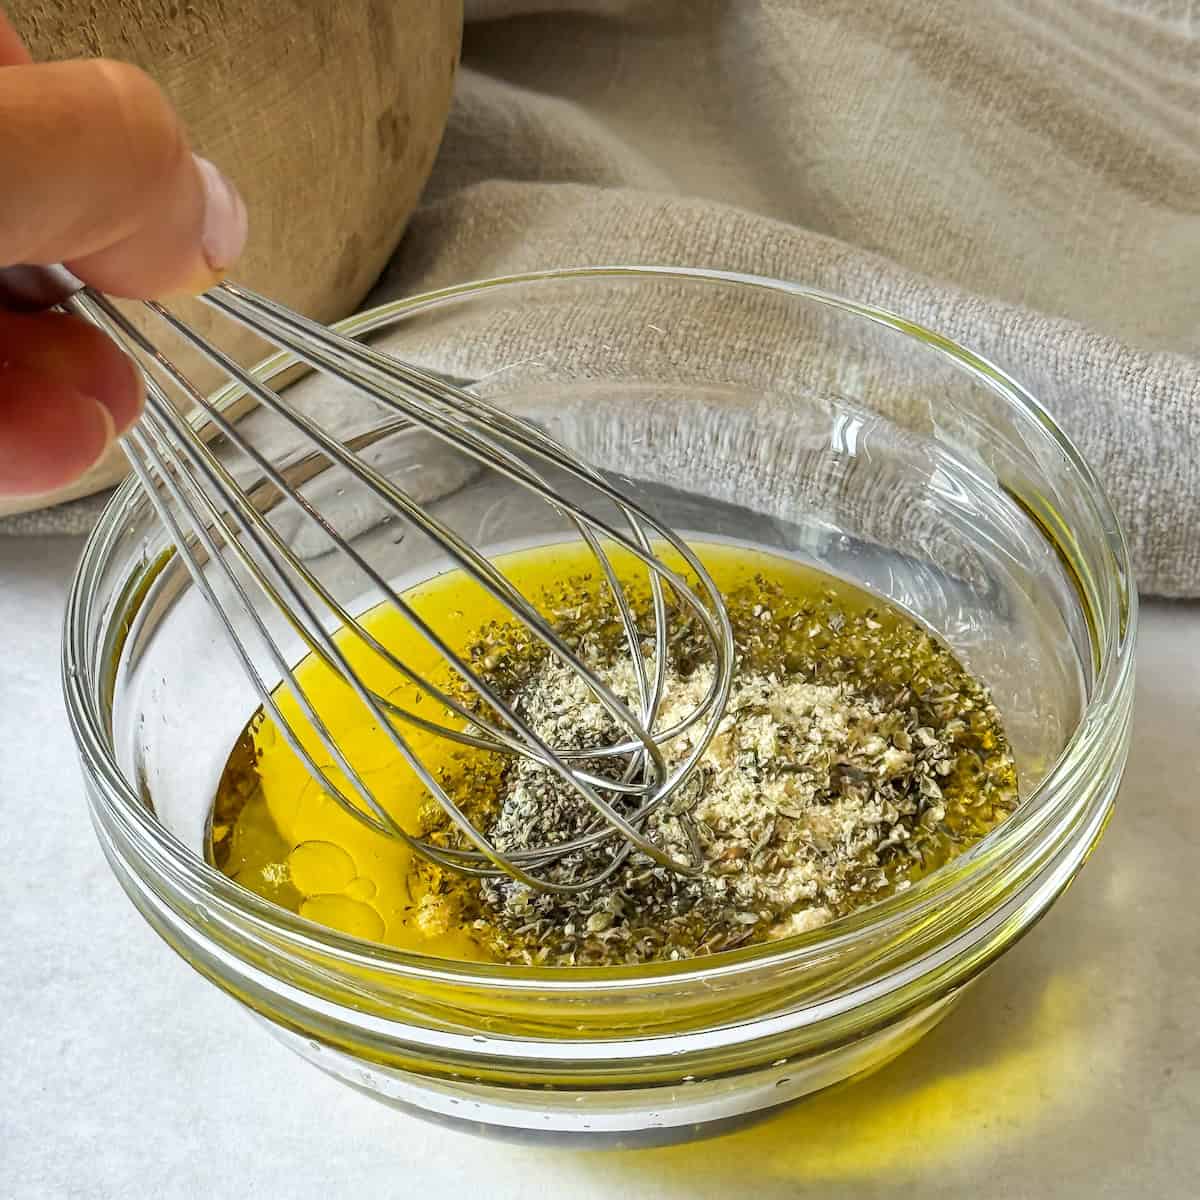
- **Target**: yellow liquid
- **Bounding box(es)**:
[208,541,1017,962]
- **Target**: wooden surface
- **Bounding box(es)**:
[2,0,462,517]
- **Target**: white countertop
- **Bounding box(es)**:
[2,533,1197,1199]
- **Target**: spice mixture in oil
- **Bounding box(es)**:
[209,541,1018,966]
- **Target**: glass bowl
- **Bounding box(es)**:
[63,266,1135,1148]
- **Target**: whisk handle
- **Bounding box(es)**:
[0,264,85,312]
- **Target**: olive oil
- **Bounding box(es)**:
[208,540,1017,963]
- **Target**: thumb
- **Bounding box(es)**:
[0,57,247,299]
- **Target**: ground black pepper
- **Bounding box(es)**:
[210,542,1018,966]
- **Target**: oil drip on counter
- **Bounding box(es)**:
[208,541,1018,965]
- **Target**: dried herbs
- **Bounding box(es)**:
[209,543,1018,966]
[417,567,1019,966]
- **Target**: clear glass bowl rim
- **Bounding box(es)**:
[63,264,1137,998]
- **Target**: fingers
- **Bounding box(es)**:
[0,311,144,496]
[0,57,247,298]
[0,373,114,499]
[0,10,32,65]
[1,310,144,430]
[0,11,245,497]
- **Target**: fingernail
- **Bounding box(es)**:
[194,154,248,273]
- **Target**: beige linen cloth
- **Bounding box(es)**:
[7,0,1198,597]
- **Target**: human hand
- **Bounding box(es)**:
[0,9,247,497]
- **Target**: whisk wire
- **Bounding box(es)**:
[130,395,447,847]
[80,299,704,889]
[49,277,739,892]
[201,286,737,777]
[129,393,621,887]
[209,283,676,739]
[124,411,406,844]
[146,296,679,783]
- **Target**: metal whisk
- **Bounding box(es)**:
[2,263,735,893]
